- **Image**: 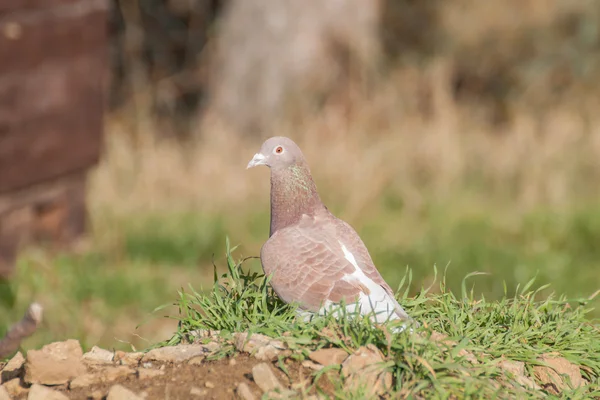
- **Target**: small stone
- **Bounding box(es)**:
[205,381,215,388]
[204,342,220,352]
[24,339,86,385]
[28,384,69,400]
[498,359,540,390]
[190,387,207,396]
[234,333,286,361]
[107,384,143,400]
[236,382,256,400]
[229,358,237,366]
[308,348,348,366]
[457,348,478,364]
[301,360,323,371]
[104,366,136,381]
[533,355,585,394]
[70,374,95,389]
[88,390,104,400]
[252,363,283,393]
[429,333,477,364]
[341,345,392,397]
[188,356,204,365]
[3,378,27,398]
[0,386,10,400]
[141,344,216,363]
[137,369,164,380]
[1,352,25,383]
[83,346,114,365]
[115,352,144,367]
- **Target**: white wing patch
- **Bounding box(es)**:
[295,241,412,333]
[338,242,401,324]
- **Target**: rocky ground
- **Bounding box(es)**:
[0,332,378,400]
[0,330,591,400]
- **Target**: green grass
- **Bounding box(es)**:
[166,239,600,399]
[1,203,600,358]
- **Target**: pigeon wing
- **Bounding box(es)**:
[260,215,368,312]
[333,218,411,320]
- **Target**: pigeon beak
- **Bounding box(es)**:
[247,153,267,169]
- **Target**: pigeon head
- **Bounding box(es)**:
[247,136,305,170]
[247,136,324,235]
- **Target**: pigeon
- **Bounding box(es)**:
[247,137,413,328]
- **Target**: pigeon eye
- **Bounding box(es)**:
[274,146,284,154]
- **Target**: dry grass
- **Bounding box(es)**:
[97,61,600,223]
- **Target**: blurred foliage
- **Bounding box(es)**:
[107,0,600,133]
[379,0,442,63]
[108,0,223,134]
[0,280,15,310]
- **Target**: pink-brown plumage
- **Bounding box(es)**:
[247,137,412,324]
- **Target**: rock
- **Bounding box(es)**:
[137,369,164,380]
[234,333,286,361]
[102,366,136,382]
[341,345,392,397]
[190,387,207,396]
[27,384,69,400]
[107,384,143,400]
[308,348,348,366]
[188,356,204,365]
[533,355,585,394]
[236,382,256,400]
[498,359,540,390]
[457,348,478,364]
[24,339,86,385]
[70,367,135,389]
[69,374,95,389]
[0,386,10,400]
[3,378,27,398]
[1,352,25,383]
[301,360,323,371]
[88,390,104,400]
[141,344,217,363]
[205,381,215,388]
[429,332,477,364]
[251,363,283,393]
[83,346,114,365]
[114,352,144,367]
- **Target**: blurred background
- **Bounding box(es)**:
[1,0,600,351]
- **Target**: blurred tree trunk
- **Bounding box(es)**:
[206,0,381,137]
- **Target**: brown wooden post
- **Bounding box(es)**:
[0,0,108,278]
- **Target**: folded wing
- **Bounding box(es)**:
[260,213,410,322]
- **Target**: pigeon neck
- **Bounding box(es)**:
[270,163,324,236]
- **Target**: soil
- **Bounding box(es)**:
[9,354,332,400]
